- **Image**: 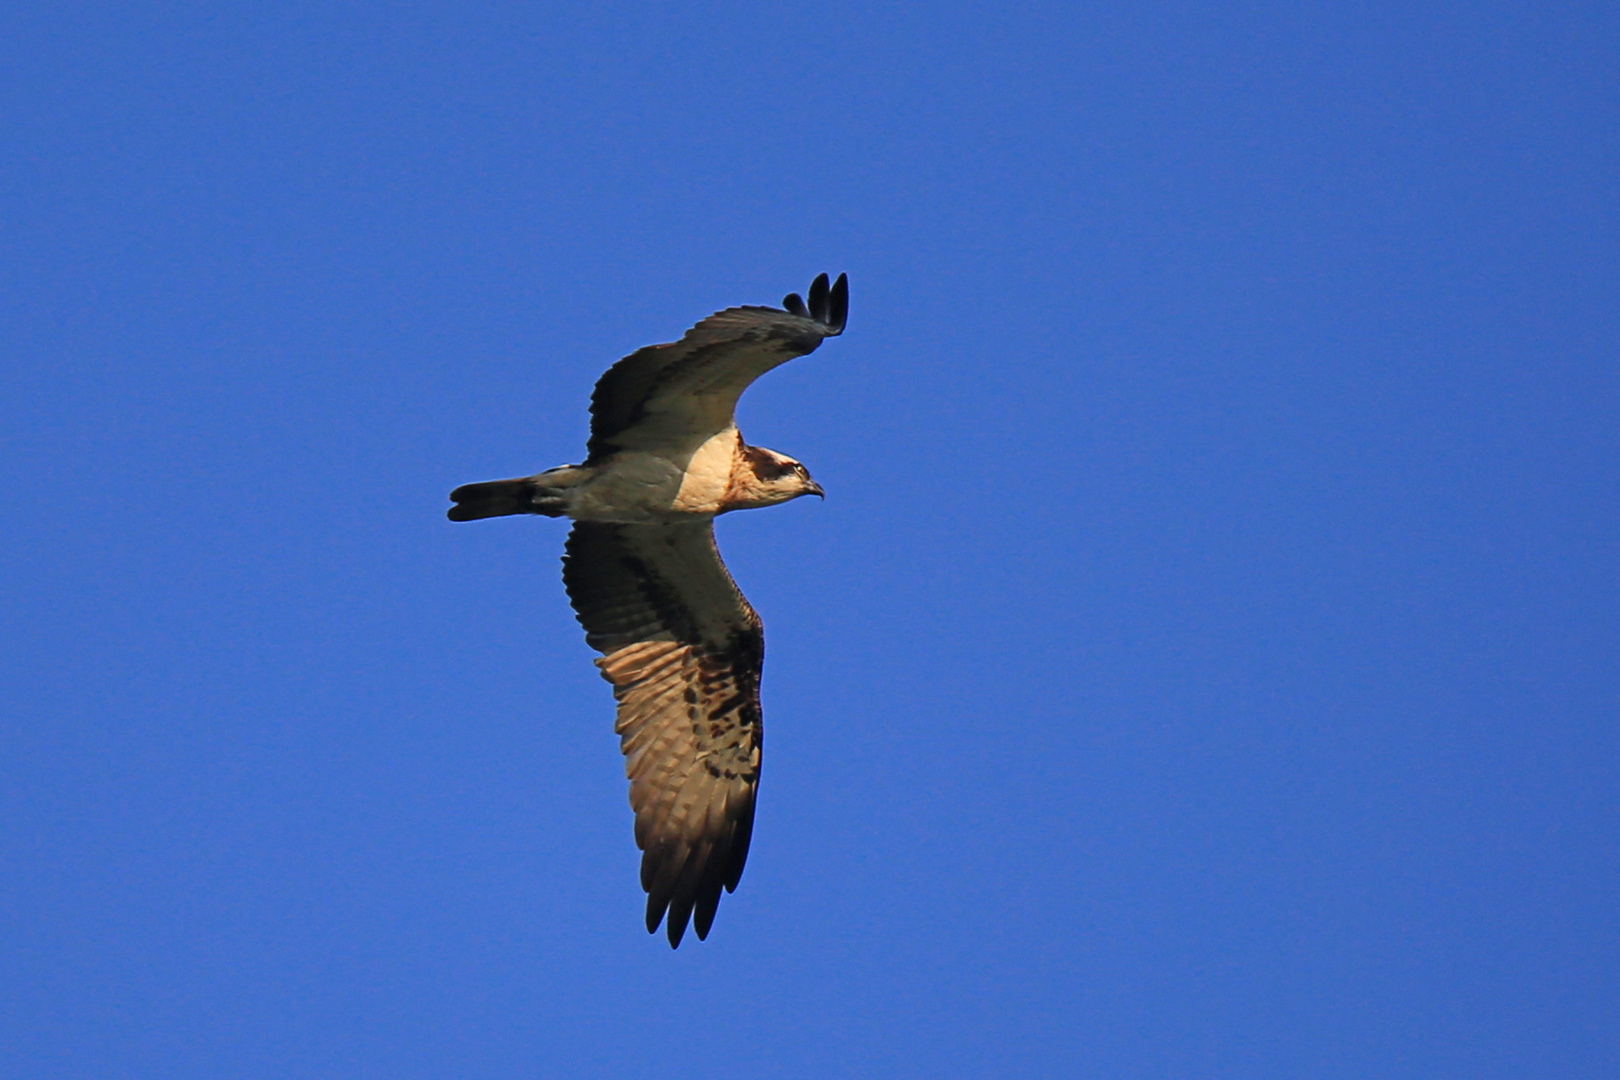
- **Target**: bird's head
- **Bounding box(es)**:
[724,445,824,511]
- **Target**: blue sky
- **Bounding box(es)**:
[3,3,1616,1077]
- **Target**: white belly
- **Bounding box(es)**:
[566,429,737,523]
[671,429,740,513]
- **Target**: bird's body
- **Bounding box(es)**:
[480,426,808,524]
[448,273,847,946]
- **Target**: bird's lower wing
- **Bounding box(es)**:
[561,522,764,947]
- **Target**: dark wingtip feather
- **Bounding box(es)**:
[724,798,756,891]
[693,882,723,940]
[645,895,665,936]
[786,273,847,334]
[665,904,691,948]
[828,272,848,333]
[807,273,831,323]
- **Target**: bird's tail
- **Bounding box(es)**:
[447,469,581,521]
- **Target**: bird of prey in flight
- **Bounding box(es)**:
[448,273,849,946]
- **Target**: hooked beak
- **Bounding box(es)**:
[805,480,825,499]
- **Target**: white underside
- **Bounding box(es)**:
[560,428,738,523]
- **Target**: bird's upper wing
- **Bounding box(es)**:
[562,520,767,947]
[587,272,847,459]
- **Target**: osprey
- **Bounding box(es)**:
[448,273,848,947]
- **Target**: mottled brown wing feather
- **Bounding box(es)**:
[561,521,765,947]
[587,274,848,460]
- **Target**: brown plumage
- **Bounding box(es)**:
[448,274,847,945]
